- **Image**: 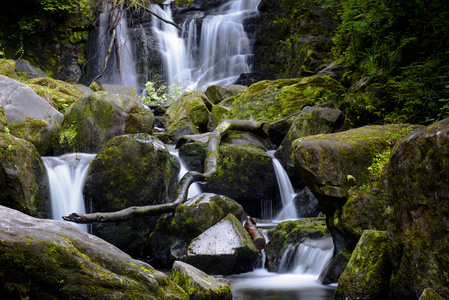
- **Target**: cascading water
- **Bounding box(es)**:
[42,153,96,231]
[151,0,259,89]
[267,150,298,220]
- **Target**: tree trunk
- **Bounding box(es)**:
[63,118,263,224]
[244,216,266,250]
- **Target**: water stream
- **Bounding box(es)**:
[42,153,96,231]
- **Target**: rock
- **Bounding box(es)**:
[294,187,320,218]
[171,261,232,300]
[100,84,139,99]
[84,134,179,258]
[266,112,302,146]
[319,246,352,284]
[0,133,50,218]
[208,105,230,131]
[57,91,154,153]
[164,91,211,141]
[205,84,247,104]
[148,193,244,267]
[335,230,391,300]
[0,102,6,131]
[0,205,188,299]
[15,59,48,79]
[388,118,449,299]
[0,59,20,80]
[264,217,330,272]
[275,105,344,188]
[0,75,64,155]
[291,124,422,252]
[186,214,258,275]
[418,288,446,300]
[226,76,345,125]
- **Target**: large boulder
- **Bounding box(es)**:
[387,118,449,299]
[171,261,232,300]
[264,217,330,272]
[226,75,345,125]
[186,214,259,275]
[148,193,244,267]
[84,134,179,257]
[0,133,50,218]
[291,124,421,252]
[335,230,391,300]
[205,84,247,104]
[0,205,188,299]
[0,75,64,155]
[58,91,154,153]
[164,91,211,141]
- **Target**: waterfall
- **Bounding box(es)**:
[42,153,96,231]
[87,4,138,90]
[267,151,297,220]
[150,0,259,89]
[167,145,202,199]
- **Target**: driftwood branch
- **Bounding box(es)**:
[63,118,263,224]
[244,216,266,250]
[136,2,183,31]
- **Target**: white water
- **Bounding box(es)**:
[151,0,259,89]
[267,151,297,220]
[167,145,202,199]
[94,4,138,90]
[42,153,96,231]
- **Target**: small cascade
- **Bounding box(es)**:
[150,0,259,89]
[167,145,202,199]
[267,151,297,220]
[42,153,96,231]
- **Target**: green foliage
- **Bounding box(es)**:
[139,81,183,104]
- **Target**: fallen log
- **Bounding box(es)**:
[244,216,266,250]
[63,118,263,224]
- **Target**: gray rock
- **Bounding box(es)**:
[171,261,232,300]
[186,214,258,275]
[0,205,188,299]
[101,83,139,99]
[15,59,48,79]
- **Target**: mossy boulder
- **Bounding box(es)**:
[84,133,179,257]
[57,91,154,153]
[291,124,421,252]
[319,246,352,284]
[171,261,232,300]
[0,133,50,218]
[14,59,48,80]
[164,91,211,140]
[335,230,392,300]
[264,217,330,272]
[186,214,258,275]
[418,289,446,300]
[275,105,344,188]
[148,193,244,268]
[387,118,449,299]
[100,83,138,99]
[226,75,344,125]
[0,75,64,155]
[0,59,21,80]
[208,105,230,131]
[0,205,189,299]
[205,84,247,104]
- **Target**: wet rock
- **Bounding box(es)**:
[319,246,352,285]
[57,91,154,153]
[0,205,188,299]
[265,217,330,272]
[164,91,210,141]
[171,261,232,300]
[186,214,258,275]
[205,84,247,104]
[148,193,244,268]
[335,230,391,300]
[294,187,320,218]
[388,118,449,299]
[84,134,179,258]
[0,75,63,155]
[0,133,50,218]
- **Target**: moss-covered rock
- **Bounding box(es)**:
[0,59,21,80]
[0,205,189,299]
[100,83,138,99]
[208,104,230,131]
[291,124,422,252]
[164,91,211,140]
[205,84,247,104]
[226,76,345,125]
[0,75,64,155]
[319,246,352,284]
[418,288,446,300]
[335,230,392,300]
[265,217,330,272]
[84,133,179,257]
[0,133,50,218]
[57,91,154,153]
[148,193,244,268]
[0,102,6,131]
[171,261,232,300]
[388,118,449,299]
[186,214,258,275]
